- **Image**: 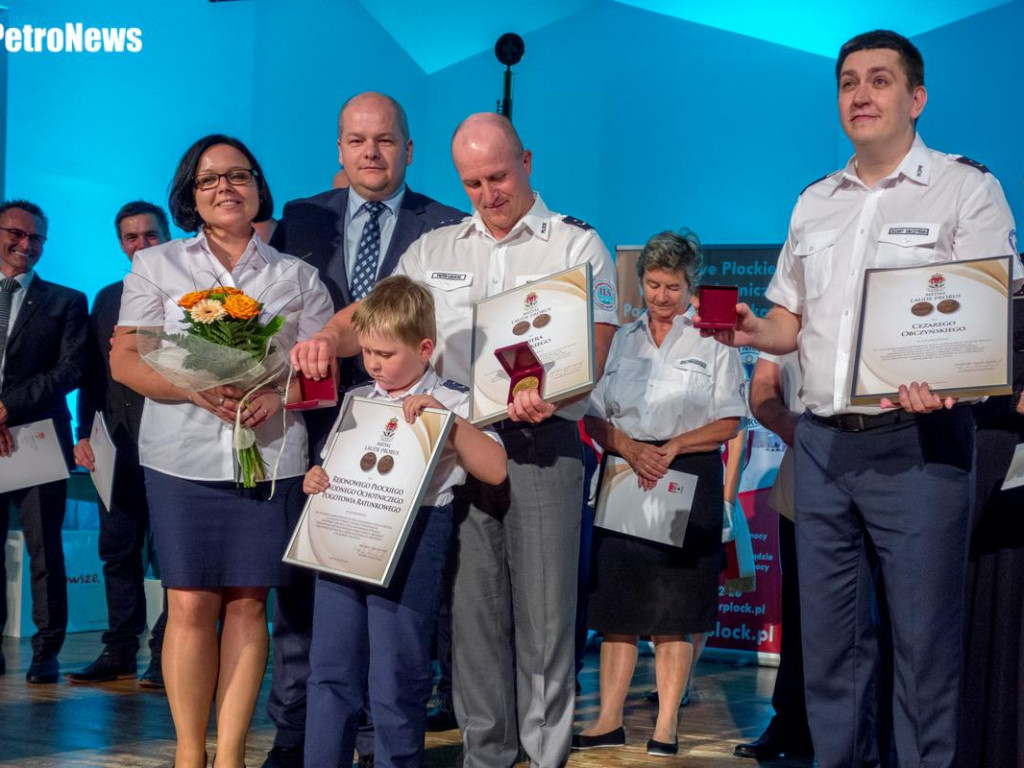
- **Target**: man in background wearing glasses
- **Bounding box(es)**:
[0,199,89,684]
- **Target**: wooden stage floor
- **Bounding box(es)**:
[0,632,810,767]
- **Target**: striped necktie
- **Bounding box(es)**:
[0,277,21,371]
[350,201,387,300]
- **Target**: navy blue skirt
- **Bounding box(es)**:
[145,469,305,588]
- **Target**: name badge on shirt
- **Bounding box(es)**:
[878,223,939,247]
[674,357,709,374]
[426,271,473,291]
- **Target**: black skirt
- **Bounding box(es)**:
[587,447,723,635]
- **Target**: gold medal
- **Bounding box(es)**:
[512,376,540,396]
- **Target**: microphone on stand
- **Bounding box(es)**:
[494,33,525,122]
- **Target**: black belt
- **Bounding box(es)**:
[809,409,918,433]
[489,417,543,433]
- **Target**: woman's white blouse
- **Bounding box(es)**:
[118,231,334,481]
[588,311,748,440]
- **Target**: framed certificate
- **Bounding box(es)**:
[469,263,595,426]
[594,456,697,547]
[283,396,454,587]
[850,255,1013,405]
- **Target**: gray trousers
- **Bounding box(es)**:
[451,418,583,768]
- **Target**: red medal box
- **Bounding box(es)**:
[493,342,545,404]
[284,372,339,411]
[694,285,739,330]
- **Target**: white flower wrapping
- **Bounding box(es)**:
[135,310,301,490]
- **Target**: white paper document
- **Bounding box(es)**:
[89,411,117,509]
[594,456,697,547]
[0,419,70,494]
[1001,442,1024,492]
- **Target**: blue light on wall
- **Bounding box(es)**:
[615,0,1012,57]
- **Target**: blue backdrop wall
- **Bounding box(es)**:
[3,0,1022,306]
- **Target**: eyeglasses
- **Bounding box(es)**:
[0,226,46,246]
[194,168,257,191]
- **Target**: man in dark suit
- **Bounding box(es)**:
[65,201,171,688]
[0,199,88,683]
[264,91,463,768]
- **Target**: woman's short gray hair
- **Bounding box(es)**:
[636,229,704,289]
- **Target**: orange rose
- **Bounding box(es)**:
[178,290,210,309]
[219,286,244,296]
[223,294,261,320]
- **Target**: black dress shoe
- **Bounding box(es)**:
[425,696,458,731]
[139,657,165,690]
[261,746,303,768]
[571,726,626,750]
[647,738,679,756]
[733,729,814,759]
[65,650,137,684]
[26,652,60,684]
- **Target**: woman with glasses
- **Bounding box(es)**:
[110,134,333,768]
[572,230,746,757]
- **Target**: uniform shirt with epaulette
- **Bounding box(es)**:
[766,134,1021,417]
[394,193,619,421]
[328,366,501,507]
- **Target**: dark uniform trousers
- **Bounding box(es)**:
[794,407,974,768]
[305,504,453,767]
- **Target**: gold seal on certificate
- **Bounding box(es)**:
[850,255,1013,405]
[283,397,454,587]
[469,263,596,426]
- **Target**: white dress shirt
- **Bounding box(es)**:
[332,367,502,507]
[588,311,748,440]
[395,193,619,421]
[345,185,406,281]
[767,134,1021,417]
[118,231,334,481]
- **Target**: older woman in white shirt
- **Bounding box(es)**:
[574,231,746,757]
[111,134,332,768]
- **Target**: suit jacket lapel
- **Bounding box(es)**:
[327,188,352,306]
[378,188,427,281]
[7,276,46,347]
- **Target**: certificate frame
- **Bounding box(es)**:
[283,396,454,587]
[850,255,1013,406]
[469,263,595,426]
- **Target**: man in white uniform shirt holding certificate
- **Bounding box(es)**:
[292,113,619,768]
[703,30,1023,768]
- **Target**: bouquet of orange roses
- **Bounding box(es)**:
[137,284,292,488]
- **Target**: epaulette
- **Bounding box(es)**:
[800,172,835,195]
[441,379,470,393]
[955,156,991,174]
[562,215,593,231]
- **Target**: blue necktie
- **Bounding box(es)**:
[350,201,387,300]
[0,277,21,373]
